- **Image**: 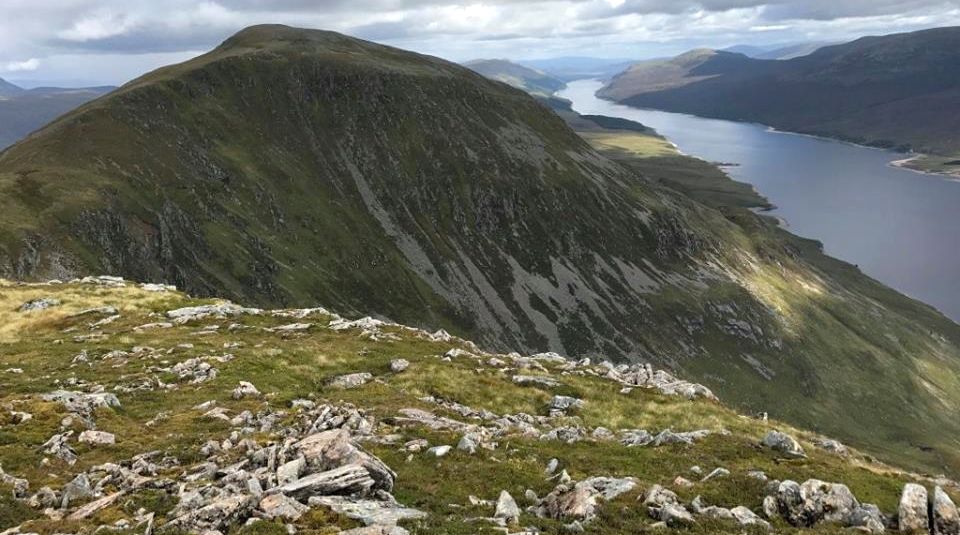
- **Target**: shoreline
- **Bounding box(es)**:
[889,155,960,181]
[589,83,960,184]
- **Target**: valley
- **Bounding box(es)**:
[598,27,960,179]
[1,18,960,535]
[1,25,959,480]
[562,80,960,324]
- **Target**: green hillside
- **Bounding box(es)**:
[0,25,959,478]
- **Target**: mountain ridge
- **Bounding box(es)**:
[1,25,960,477]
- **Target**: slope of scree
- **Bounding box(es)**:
[0,278,958,534]
[1,25,960,477]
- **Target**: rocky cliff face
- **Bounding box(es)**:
[1,25,960,476]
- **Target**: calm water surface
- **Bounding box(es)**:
[559,79,960,321]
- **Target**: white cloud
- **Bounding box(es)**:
[1,0,959,86]
[57,10,138,42]
[4,58,40,72]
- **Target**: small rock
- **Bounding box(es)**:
[390,359,410,372]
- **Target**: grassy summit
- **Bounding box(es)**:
[0,25,959,478]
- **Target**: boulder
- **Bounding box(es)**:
[389,359,410,372]
[308,495,427,527]
[67,491,125,520]
[535,483,599,521]
[730,506,770,528]
[761,430,805,458]
[18,298,61,312]
[932,486,960,535]
[294,429,395,491]
[899,483,929,534]
[60,473,94,508]
[774,479,860,527]
[426,445,452,457]
[549,395,584,412]
[512,375,560,388]
[276,457,305,486]
[329,372,373,389]
[847,504,887,534]
[273,464,375,499]
[495,490,520,523]
[167,493,256,531]
[259,493,309,520]
[78,430,116,446]
[231,381,260,400]
[655,503,695,526]
[0,467,29,498]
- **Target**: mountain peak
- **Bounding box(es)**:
[217,24,359,51]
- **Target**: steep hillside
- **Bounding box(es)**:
[600,27,960,175]
[1,25,960,476]
[0,278,957,534]
[0,86,115,149]
[464,59,566,95]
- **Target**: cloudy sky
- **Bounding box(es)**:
[2,0,959,87]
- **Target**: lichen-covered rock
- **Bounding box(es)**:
[898,483,929,534]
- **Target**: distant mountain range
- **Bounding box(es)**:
[463,59,566,95]
[599,27,960,174]
[0,78,115,149]
[518,56,637,81]
[722,42,832,60]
